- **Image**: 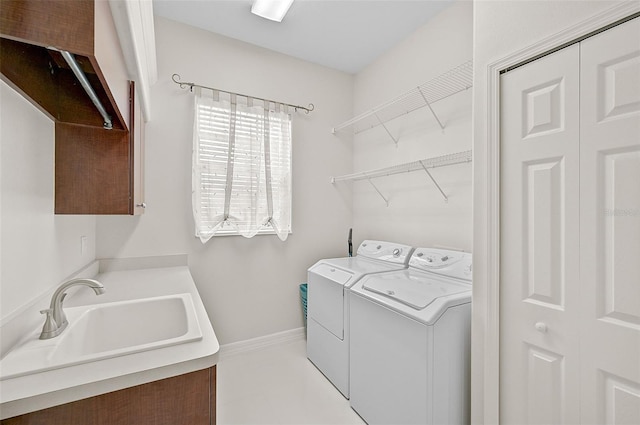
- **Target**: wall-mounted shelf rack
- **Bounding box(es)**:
[331,150,472,205]
[332,60,473,144]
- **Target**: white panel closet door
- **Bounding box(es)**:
[500,44,581,425]
[500,17,640,425]
[579,17,640,425]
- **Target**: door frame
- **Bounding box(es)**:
[474,2,640,423]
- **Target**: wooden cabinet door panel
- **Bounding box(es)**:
[1,367,216,425]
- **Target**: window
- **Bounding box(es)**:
[192,88,292,242]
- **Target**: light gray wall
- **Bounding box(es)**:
[96,17,354,345]
[350,1,473,251]
[0,1,474,350]
[0,82,97,322]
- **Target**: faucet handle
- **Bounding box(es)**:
[39,309,58,338]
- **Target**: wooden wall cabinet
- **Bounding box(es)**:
[0,0,145,215]
[0,0,128,130]
[1,366,216,425]
[54,81,145,215]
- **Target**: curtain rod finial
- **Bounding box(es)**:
[172,73,192,90]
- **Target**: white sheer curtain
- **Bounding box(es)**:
[192,88,292,242]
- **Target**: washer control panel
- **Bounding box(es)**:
[409,248,472,282]
[357,240,414,265]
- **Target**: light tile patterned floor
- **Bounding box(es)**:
[216,338,365,425]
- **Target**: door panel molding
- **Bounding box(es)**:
[600,371,640,425]
[525,344,566,425]
[523,157,566,310]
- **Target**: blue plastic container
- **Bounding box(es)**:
[299,283,308,327]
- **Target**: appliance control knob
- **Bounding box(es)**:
[441,256,449,261]
[426,257,433,262]
[377,245,382,250]
[386,290,395,295]
[393,248,401,257]
[417,252,424,257]
[330,268,336,272]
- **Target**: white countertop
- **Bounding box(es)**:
[0,264,220,419]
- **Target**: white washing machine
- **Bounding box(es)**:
[349,248,472,425]
[307,240,413,398]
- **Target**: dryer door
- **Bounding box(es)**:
[307,263,352,339]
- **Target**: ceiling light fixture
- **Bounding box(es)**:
[251,0,294,23]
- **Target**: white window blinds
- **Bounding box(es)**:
[192,88,292,242]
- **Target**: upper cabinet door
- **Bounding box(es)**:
[0,0,129,130]
[130,81,146,216]
[54,81,145,216]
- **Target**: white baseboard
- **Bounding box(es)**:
[219,327,306,359]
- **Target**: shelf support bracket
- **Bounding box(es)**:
[419,161,448,202]
[374,113,398,146]
[367,178,389,207]
[418,87,445,132]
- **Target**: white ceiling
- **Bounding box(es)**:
[152,0,454,74]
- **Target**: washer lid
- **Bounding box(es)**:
[310,263,353,285]
[362,272,470,310]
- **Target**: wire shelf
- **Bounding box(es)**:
[332,60,473,135]
[331,150,472,183]
[330,150,472,205]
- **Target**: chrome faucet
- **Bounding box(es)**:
[39,278,105,340]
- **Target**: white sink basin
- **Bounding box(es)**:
[0,294,203,380]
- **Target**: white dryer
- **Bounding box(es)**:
[307,240,413,398]
[349,248,472,425]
